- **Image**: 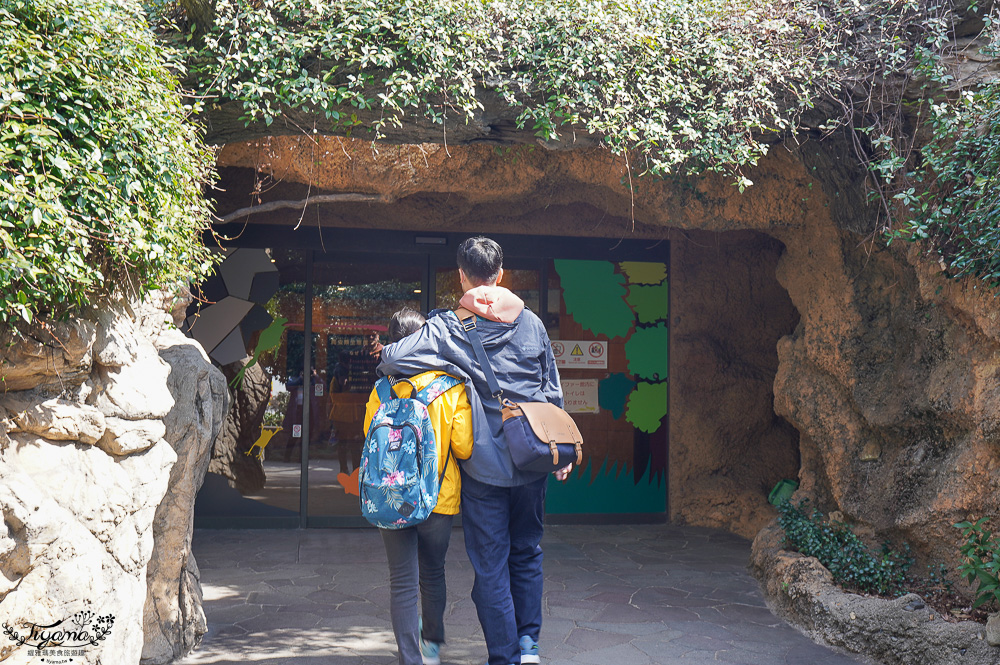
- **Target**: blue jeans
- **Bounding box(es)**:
[380,513,454,665]
[460,470,546,665]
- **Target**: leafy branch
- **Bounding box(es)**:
[954,517,1000,611]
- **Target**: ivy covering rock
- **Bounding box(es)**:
[170,0,1000,288]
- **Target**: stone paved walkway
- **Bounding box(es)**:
[179,524,871,665]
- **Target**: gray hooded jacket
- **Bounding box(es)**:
[378,307,562,487]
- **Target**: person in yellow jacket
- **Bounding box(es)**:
[363,307,473,665]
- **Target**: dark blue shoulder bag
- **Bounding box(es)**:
[455,308,583,473]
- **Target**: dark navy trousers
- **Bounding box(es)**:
[460,470,547,665]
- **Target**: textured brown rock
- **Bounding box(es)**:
[772,221,1000,567]
[213,136,813,239]
[0,319,96,392]
[208,358,269,494]
[668,230,801,538]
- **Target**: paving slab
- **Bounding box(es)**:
[180,524,872,665]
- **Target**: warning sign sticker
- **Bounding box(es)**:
[562,379,600,414]
[552,340,607,369]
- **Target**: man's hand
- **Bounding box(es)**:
[554,463,573,481]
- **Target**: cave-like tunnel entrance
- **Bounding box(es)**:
[193,138,801,535]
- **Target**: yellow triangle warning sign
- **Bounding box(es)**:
[570,344,584,356]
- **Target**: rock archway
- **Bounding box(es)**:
[212,133,1000,568]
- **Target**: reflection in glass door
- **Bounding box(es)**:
[307,256,424,522]
[194,248,306,526]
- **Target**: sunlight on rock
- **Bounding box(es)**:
[202,584,241,601]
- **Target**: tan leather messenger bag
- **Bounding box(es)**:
[455,307,583,473]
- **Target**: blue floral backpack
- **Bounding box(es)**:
[359,374,461,529]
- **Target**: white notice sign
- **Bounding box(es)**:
[562,379,600,414]
[552,340,607,369]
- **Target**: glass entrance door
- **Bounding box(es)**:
[306,255,425,525]
[193,231,669,527]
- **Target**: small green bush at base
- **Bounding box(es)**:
[777,500,912,597]
[954,517,1000,611]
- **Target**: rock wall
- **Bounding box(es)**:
[142,328,229,664]
[0,299,227,665]
[668,230,801,538]
[772,217,1000,566]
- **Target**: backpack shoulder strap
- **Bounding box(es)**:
[374,377,394,404]
[413,374,462,406]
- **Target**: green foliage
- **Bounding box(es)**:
[954,517,1000,610]
[11,0,986,306]
[859,5,1000,290]
[925,561,955,596]
[887,67,1000,288]
[777,500,912,596]
[166,0,1000,291]
[175,0,840,179]
[0,0,218,326]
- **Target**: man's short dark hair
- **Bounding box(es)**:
[457,236,503,285]
[388,307,426,343]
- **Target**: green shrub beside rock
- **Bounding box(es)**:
[777,500,913,597]
[0,0,217,326]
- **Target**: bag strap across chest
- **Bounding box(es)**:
[454,307,582,467]
[454,307,504,402]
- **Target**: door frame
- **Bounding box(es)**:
[196,226,670,528]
